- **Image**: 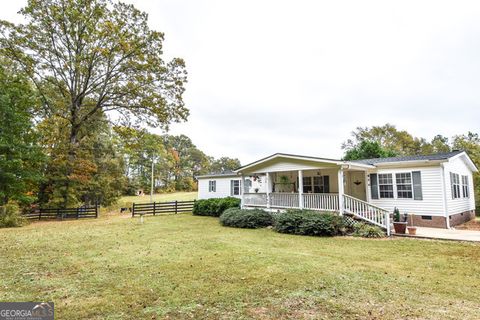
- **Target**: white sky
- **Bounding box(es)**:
[2,1,480,164]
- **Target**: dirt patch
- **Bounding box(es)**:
[455,218,480,231]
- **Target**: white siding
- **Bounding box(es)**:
[367,166,445,216]
[443,157,476,215]
[198,177,241,199]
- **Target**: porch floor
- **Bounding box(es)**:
[394,227,480,242]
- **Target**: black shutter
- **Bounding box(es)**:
[370,174,379,199]
[412,171,423,200]
[323,176,330,193]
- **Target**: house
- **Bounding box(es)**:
[197,151,477,233]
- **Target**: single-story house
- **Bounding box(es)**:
[197,150,477,232]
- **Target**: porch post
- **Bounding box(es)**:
[298,170,304,209]
[338,167,344,215]
[240,175,245,209]
[266,172,271,209]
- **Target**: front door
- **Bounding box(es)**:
[348,171,366,201]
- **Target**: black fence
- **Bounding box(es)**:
[23,206,98,220]
[132,200,195,217]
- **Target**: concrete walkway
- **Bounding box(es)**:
[394,227,480,242]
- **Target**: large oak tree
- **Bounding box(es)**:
[0,0,188,206]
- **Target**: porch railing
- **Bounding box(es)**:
[270,193,299,208]
[243,193,268,207]
[303,193,339,211]
[343,194,390,234]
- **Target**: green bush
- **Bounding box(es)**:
[192,197,241,217]
[352,222,386,238]
[273,209,346,236]
[0,203,27,228]
[220,208,273,228]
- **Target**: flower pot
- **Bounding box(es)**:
[393,222,407,234]
[407,226,417,235]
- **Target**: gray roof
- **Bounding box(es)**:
[195,170,238,178]
[351,150,464,165]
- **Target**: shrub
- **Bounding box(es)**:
[273,209,346,236]
[0,203,27,228]
[220,208,273,228]
[192,197,241,217]
[352,222,386,238]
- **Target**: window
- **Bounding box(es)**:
[396,172,413,199]
[450,173,461,199]
[303,177,312,193]
[421,215,432,220]
[231,180,240,196]
[208,180,216,192]
[378,173,394,198]
[462,175,470,198]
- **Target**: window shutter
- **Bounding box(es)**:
[370,174,379,199]
[450,172,454,199]
[230,180,234,196]
[412,171,423,200]
[323,176,330,193]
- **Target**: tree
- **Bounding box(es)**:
[343,123,431,156]
[210,157,241,172]
[343,140,396,160]
[0,0,188,206]
[0,60,44,206]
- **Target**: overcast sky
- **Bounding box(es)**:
[2,1,480,164]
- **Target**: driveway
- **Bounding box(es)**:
[395,227,480,242]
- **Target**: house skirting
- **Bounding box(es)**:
[407,210,476,228]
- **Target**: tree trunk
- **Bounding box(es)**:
[63,123,79,208]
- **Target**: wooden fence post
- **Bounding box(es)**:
[76,207,79,219]
[95,206,98,218]
[132,204,135,217]
[175,200,178,214]
[38,209,41,220]
[153,202,156,216]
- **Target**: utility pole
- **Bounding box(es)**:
[150,157,155,202]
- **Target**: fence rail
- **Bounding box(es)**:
[23,206,98,220]
[132,200,195,217]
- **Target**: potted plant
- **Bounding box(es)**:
[392,207,407,234]
[407,226,417,235]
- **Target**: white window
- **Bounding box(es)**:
[450,173,461,199]
[208,180,216,192]
[231,180,240,196]
[378,173,394,198]
[395,173,413,199]
[462,175,470,198]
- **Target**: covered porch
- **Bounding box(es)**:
[236,153,391,234]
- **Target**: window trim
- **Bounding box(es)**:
[395,172,413,199]
[461,175,470,198]
[208,180,216,192]
[231,179,240,196]
[451,173,461,199]
[378,173,394,199]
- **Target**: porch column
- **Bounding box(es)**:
[240,175,245,209]
[266,172,271,209]
[298,170,304,209]
[338,167,345,215]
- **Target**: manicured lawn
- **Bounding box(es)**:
[1,214,480,319]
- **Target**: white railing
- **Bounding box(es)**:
[243,193,267,207]
[343,194,390,234]
[270,193,299,208]
[303,193,339,211]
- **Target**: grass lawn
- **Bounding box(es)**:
[106,192,197,214]
[1,214,480,319]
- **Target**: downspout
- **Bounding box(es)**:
[440,163,450,229]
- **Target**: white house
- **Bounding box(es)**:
[197,151,477,232]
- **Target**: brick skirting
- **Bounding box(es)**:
[406,210,476,228]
